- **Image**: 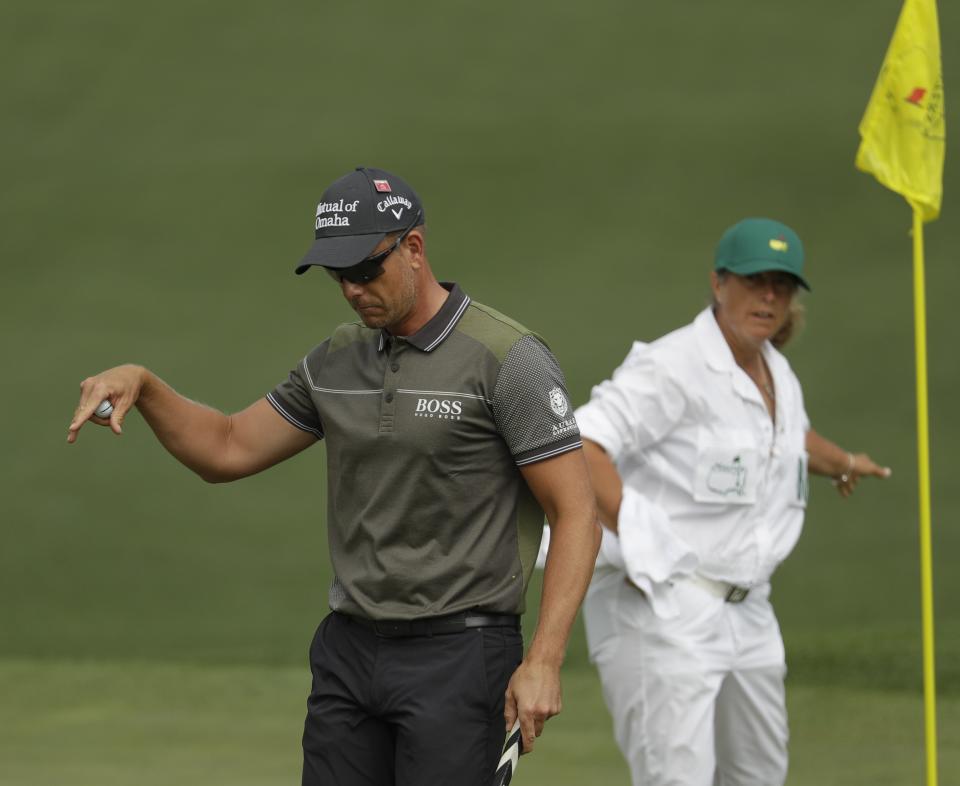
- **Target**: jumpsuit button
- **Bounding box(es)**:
[385,393,394,403]
[391,363,399,372]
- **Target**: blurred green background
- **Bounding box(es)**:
[2,0,958,783]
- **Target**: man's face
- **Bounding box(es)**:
[711,270,798,347]
[330,233,420,332]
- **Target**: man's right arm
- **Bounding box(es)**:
[67,364,316,482]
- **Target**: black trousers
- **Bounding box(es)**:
[302,612,523,786]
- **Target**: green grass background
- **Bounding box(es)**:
[3,0,959,782]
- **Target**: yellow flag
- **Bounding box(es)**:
[856,0,945,221]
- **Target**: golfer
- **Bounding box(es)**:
[68,167,601,785]
[575,218,889,786]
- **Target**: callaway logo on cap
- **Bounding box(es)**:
[295,167,425,274]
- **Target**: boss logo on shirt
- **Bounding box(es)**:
[415,397,463,420]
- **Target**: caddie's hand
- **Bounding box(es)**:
[503,658,562,755]
[834,452,891,498]
[67,364,146,443]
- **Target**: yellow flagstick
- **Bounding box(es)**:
[912,204,938,786]
[854,0,944,779]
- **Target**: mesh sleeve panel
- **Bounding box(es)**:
[492,335,581,465]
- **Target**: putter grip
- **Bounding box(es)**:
[491,719,522,785]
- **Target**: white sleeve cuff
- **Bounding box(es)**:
[574,405,624,462]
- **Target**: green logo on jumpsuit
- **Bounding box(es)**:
[707,455,748,496]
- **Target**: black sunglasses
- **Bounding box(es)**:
[325,211,422,285]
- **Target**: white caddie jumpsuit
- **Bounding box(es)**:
[575,307,810,786]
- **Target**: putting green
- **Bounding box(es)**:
[2,658,957,785]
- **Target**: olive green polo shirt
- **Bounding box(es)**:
[267,283,581,620]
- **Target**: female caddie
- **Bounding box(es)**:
[575,218,890,786]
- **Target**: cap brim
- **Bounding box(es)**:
[721,260,811,291]
[295,233,384,275]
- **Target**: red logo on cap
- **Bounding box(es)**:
[373,179,391,192]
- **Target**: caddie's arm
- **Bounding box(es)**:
[805,428,891,498]
[67,364,315,482]
[581,437,623,532]
[503,449,601,755]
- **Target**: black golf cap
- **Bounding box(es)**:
[295,167,425,274]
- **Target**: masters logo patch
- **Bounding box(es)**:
[707,455,748,497]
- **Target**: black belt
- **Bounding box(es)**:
[343,611,520,638]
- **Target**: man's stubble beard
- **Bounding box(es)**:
[359,264,419,332]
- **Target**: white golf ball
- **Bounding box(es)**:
[95,400,114,418]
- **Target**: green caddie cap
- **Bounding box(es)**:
[714,217,811,291]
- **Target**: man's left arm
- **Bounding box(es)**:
[505,449,600,754]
